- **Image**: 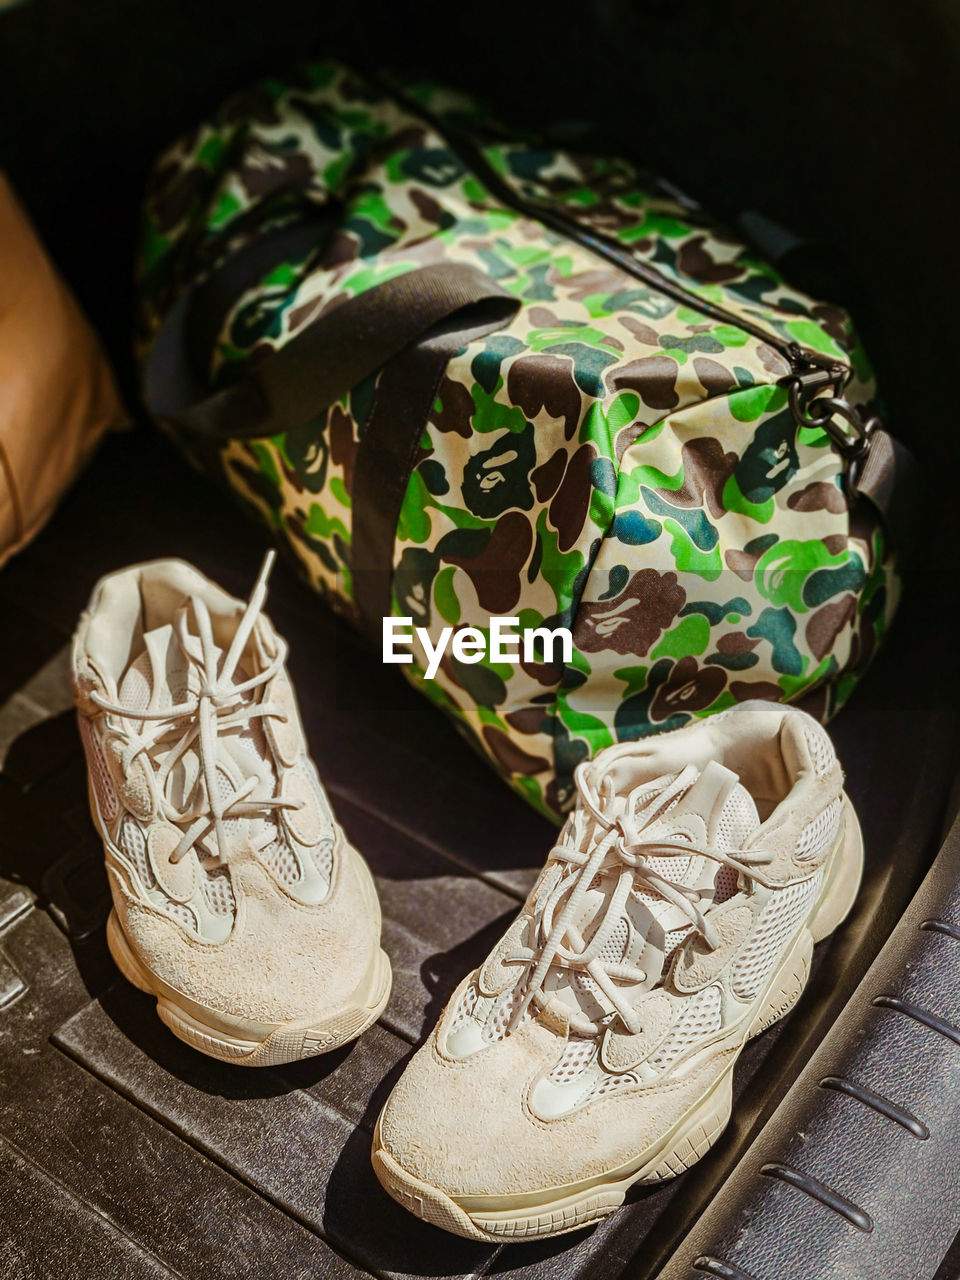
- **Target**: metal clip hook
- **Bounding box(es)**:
[788,375,879,498]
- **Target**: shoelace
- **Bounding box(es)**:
[506,760,775,1036]
[90,551,302,865]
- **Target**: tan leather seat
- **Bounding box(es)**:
[0,174,127,567]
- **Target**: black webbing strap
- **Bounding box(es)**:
[350,307,515,638]
[145,244,519,635]
[184,215,338,383]
[854,429,919,558]
[146,258,516,440]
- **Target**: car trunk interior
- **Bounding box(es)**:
[1,3,958,1277]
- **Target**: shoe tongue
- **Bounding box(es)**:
[543,761,759,1025]
[118,624,201,713]
[640,760,756,848]
[117,624,279,854]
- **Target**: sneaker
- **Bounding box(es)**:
[372,700,862,1240]
[72,552,390,1066]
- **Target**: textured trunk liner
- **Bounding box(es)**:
[0,430,954,1279]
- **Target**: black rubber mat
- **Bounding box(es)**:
[0,428,956,1279]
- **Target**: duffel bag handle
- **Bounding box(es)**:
[145,249,518,441]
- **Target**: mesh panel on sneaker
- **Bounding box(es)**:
[596,917,629,966]
[119,647,191,713]
[635,887,667,910]
[568,1060,643,1109]
[313,837,334,884]
[804,725,835,779]
[630,779,754,913]
[213,766,243,839]
[714,865,740,903]
[554,1057,646,1109]
[81,719,118,821]
[732,871,824,1000]
[634,789,691,885]
[203,867,236,916]
[566,917,631,1010]
[645,851,693,881]
[448,980,481,1035]
[482,986,527,1044]
[118,661,151,713]
[446,977,533,1045]
[259,838,302,885]
[715,786,758,848]
[548,1037,596,1084]
[648,985,722,1071]
[635,870,692,915]
[118,816,155,888]
[589,1068,641,1099]
[162,900,197,930]
[797,798,842,861]
[664,923,693,965]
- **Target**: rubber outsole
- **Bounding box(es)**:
[371,796,864,1241]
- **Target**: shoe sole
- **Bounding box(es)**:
[371,794,864,1241]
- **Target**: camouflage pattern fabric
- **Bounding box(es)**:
[137,62,897,822]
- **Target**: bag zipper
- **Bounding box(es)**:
[391,85,875,472]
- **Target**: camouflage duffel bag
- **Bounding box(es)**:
[137,60,914,821]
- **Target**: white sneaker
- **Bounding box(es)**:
[372,700,862,1240]
[72,553,390,1066]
